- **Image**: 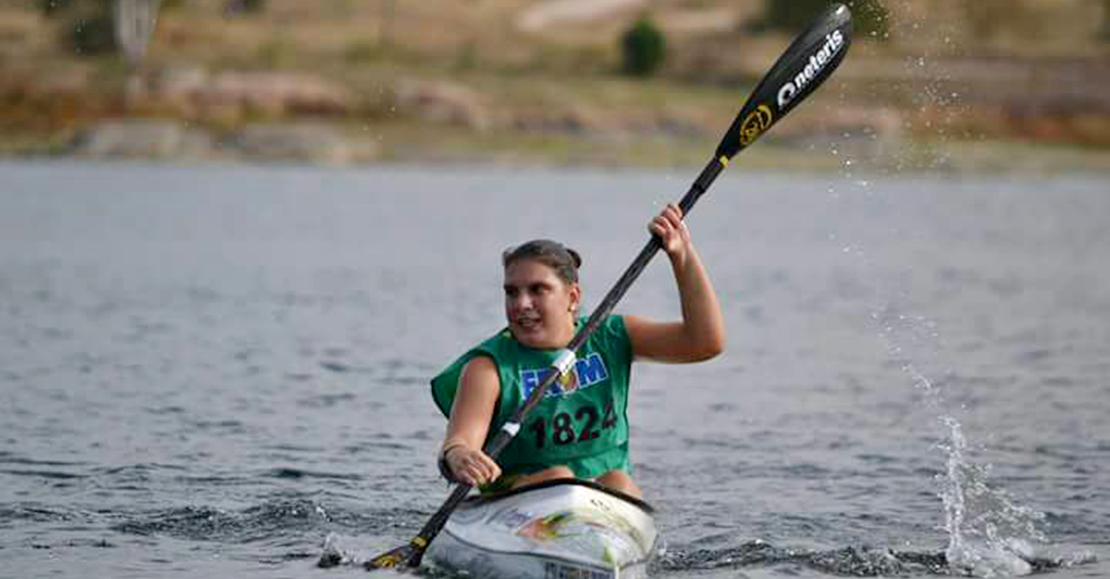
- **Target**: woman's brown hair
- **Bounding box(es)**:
[501,240,582,284]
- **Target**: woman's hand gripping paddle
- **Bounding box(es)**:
[364,3,853,571]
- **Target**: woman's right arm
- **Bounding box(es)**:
[441,355,503,486]
[624,203,726,363]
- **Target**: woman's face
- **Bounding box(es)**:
[503,258,580,349]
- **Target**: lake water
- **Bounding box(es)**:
[1,160,1106,578]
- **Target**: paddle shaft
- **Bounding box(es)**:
[405,156,726,561]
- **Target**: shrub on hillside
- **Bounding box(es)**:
[621,16,666,77]
[45,0,176,58]
[39,0,117,55]
[38,0,80,17]
[762,0,889,40]
[62,3,118,56]
[225,0,267,17]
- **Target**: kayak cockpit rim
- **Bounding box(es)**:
[461,477,655,514]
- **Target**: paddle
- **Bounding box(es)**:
[365,3,853,571]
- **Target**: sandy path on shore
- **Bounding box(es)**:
[515,0,648,32]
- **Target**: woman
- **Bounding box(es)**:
[430,203,724,499]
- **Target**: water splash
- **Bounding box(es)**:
[938,416,1046,577]
[875,308,1049,577]
[874,304,948,407]
[824,6,1080,572]
[317,532,353,568]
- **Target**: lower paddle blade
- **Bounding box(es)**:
[364,542,421,571]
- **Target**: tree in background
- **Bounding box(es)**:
[763,0,889,40]
[621,16,666,77]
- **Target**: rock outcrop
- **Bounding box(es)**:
[70,119,214,161]
[125,68,357,121]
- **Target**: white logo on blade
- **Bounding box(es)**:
[777,30,845,108]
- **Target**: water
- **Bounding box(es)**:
[1,161,1106,578]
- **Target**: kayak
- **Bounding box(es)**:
[424,478,659,579]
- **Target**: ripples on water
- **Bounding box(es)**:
[1,162,1106,578]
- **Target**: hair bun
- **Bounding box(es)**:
[566,247,582,268]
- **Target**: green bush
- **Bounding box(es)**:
[40,0,110,18]
[762,0,889,40]
[621,16,666,77]
[225,0,267,16]
[38,0,79,17]
[64,8,118,56]
[38,0,116,55]
[44,0,174,57]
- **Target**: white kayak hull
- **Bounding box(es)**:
[425,479,658,579]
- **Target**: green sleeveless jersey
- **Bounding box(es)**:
[430,315,633,480]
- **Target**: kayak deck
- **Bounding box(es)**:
[425,478,658,579]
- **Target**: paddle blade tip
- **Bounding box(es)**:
[715,2,854,160]
[364,544,421,571]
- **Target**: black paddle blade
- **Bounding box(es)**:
[364,541,423,571]
[717,3,854,160]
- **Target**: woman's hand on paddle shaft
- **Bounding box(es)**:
[445,444,501,487]
[649,203,692,266]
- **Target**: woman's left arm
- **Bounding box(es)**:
[624,203,726,363]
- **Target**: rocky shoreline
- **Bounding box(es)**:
[5,65,1109,172]
[42,118,1108,174]
[63,118,370,166]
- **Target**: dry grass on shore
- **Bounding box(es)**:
[1,0,1109,169]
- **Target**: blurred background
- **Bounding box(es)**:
[2,0,1109,170]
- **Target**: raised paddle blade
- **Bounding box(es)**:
[717,3,853,160]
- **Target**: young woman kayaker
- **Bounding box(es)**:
[430,203,725,499]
